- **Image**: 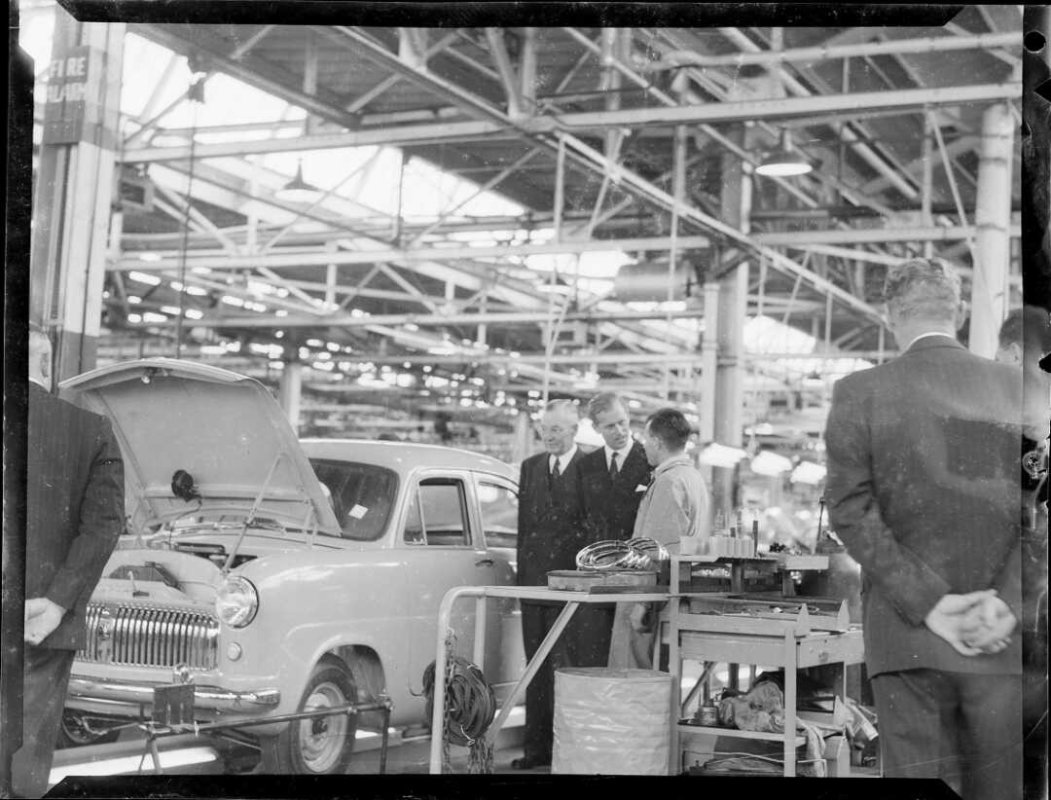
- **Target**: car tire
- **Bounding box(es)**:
[56,711,121,749]
[259,657,357,775]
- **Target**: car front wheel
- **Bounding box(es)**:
[259,657,357,775]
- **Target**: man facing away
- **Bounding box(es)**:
[824,257,1023,800]
[608,408,708,670]
[576,392,653,665]
[513,399,587,769]
[11,326,124,798]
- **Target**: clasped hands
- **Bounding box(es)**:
[24,597,65,646]
[924,589,1016,656]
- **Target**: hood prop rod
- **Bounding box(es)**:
[221,452,287,575]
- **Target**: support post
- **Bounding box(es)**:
[279,361,303,433]
[30,9,125,381]
[969,102,1014,358]
[712,129,751,518]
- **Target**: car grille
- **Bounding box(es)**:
[79,603,220,670]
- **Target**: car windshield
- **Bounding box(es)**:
[308,459,399,541]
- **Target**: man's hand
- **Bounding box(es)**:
[961,594,1016,654]
[628,602,652,633]
[924,590,997,656]
[24,597,66,646]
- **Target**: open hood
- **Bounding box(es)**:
[59,358,340,535]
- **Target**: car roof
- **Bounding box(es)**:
[299,438,517,482]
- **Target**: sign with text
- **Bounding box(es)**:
[41,45,103,145]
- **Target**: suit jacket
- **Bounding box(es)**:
[516,449,586,586]
[578,442,652,543]
[824,336,1023,677]
[27,382,125,651]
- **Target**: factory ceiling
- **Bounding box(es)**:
[28,5,1025,425]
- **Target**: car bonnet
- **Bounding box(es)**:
[59,358,340,535]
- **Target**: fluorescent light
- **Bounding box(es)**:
[128,271,161,286]
[138,252,162,262]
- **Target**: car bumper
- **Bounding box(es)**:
[67,676,280,714]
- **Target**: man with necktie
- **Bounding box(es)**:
[513,399,586,769]
[576,392,653,666]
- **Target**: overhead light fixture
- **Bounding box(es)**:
[275,159,320,203]
[755,130,813,177]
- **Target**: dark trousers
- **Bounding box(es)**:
[519,601,614,762]
[11,647,75,798]
[871,669,1022,800]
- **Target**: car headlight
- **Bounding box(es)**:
[215,576,259,628]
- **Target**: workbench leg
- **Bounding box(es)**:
[783,631,797,777]
[379,707,391,775]
[473,596,487,669]
[486,601,581,750]
[148,735,163,775]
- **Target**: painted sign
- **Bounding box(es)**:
[41,45,102,145]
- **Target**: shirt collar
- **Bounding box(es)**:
[550,445,578,471]
[604,442,633,467]
[29,376,49,391]
[905,331,957,351]
[654,453,691,475]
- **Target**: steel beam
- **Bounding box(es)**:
[113,234,713,272]
[129,308,706,329]
[756,225,1019,246]
[639,31,1020,68]
[118,82,1021,164]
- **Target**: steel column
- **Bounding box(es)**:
[31,11,125,381]
[970,102,1015,358]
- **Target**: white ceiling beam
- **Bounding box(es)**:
[118,82,1020,164]
[112,234,714,272]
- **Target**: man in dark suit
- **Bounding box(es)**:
[11,326,124,798]
[576,392,652,665]
[995,305,1049,800]
[825,258,1022,800]
[513,399,586,769]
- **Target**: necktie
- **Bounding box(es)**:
[551,459,561,479]
[609,452,619,479]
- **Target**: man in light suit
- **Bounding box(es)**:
[513,399,586,769]
[576,392,653,666]
[11,326,124,798]
[825,258,1022,800]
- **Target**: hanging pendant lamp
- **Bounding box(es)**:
[755,130,813,177]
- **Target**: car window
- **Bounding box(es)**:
[404,478,470,547]
[308,459,398,541]
[477,480,518,549]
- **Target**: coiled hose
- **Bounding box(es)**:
[422,656,496,747]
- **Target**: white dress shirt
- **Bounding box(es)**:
[905,331,957,351]
[549,445,578,475]
[605,442,633,473]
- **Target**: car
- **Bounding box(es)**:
[58,358,524,775]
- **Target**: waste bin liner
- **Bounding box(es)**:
[552,667,672,775]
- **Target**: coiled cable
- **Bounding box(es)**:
[422,656,496,748]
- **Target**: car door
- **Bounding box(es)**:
[403,470,491,699]
[469,474,526,694]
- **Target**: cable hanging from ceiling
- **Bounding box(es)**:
[174,64,207,360]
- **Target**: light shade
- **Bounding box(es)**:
[755,130,813,177]
[275,160,320,202]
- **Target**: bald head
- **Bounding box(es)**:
[28,327,52,389]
